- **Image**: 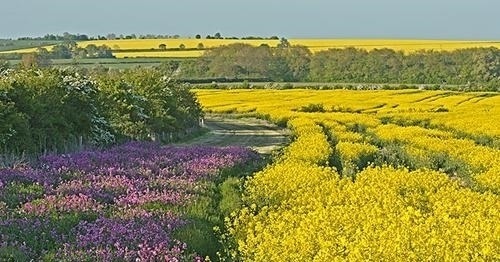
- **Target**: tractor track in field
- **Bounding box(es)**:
[178,115,289,154]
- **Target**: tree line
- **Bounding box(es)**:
[0,67,202,156]
[0,42,114,66]
[15,32,280,41]
[45,41,114,59]
[177,40,500,91]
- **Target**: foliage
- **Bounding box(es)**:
[180,43,311,82]
[179,45,500,90]
[309,47,500,89]
[0,69,110,154]
[297,103,326,113]
[0,68,202,156]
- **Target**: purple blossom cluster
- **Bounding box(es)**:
[22,193,103,215]
[0,167,58,189]
[0,216,69,258]
[0,142,259,261]
[55,216,189,261]
[41,142,257,180]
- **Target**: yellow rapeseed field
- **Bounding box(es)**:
[196,89,500,261]
[113,50,204,58]
[2,38,500,57]
[79,39,280,50]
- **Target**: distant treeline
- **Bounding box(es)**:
[177,40,500,91]
[18,33,92,41]
[0,41,115,64]
[14,32,280,41]
[2,38,499,91]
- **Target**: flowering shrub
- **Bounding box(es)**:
[0,68,203,155]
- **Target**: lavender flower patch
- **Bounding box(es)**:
[54,216,190,261]
[0,142,259,261]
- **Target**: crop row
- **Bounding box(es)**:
[196,89,500,261]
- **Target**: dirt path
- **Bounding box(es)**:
[179,115,289,154]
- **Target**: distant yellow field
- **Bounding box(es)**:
[2,38,500,58]
[0,46,56,54]
[289,39,500,53]
[80,39,280,50]
[113,50,204,58]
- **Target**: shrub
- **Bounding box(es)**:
[298,103,326,113]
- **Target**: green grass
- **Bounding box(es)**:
[0,39,62,52]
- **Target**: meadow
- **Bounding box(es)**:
[195,89,500,261]
[2,38,500,58]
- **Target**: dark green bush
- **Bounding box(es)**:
[298,103,326,113]
[0,68,203,156]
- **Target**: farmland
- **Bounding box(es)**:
[78,38,500,54]
[0,39,62,52]
[1,64,499,260]
[2,38,500,58]
[6,57,190,69]
[2,0,500,260]
[195,89,500,261]
[2,38,499,90]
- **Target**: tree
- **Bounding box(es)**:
[20,52,51,68]
[95,45,114,58]
[179,44,186,50]
[84,44,99,58]
[197,43,205,50]
[203,43,275,79]
[76,34,89,41]
[277,37,291,48]
[158,44,167,50]
[214,32,222,39]
[274,45,312,81]
[51,44,72,59]
[62,32,71,40]
[195,34,201,39]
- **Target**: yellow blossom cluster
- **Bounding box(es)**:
[335,141,379,177]
[373,124,500,190]
[195,89,500,261]
[231,167,499,261]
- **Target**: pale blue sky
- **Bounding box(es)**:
[1,0,499,39]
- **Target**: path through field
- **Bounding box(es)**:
[179,115,289,154]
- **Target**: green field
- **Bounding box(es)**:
[0,39,62,52]
[7,57,189,69]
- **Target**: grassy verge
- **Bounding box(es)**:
[168,157,269,259]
